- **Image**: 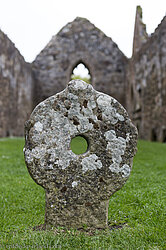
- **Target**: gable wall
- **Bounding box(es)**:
[33,18,127,108]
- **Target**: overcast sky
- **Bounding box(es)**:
[0,0,165,62]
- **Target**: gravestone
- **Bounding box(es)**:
[24,80,138,229]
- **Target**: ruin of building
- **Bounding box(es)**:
[0,6,166,142]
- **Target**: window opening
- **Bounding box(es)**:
[71,63,91,84]
[162,129,166,143]
[151,128,157,142]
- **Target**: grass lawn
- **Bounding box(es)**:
[0,138,165,249]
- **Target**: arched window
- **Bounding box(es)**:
[71,63,91,84]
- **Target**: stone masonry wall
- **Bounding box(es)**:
[132,6,148,56]
[0,30,34,137]
[32,17,127,108]
[0,9,166,141]
[127,16,166,141]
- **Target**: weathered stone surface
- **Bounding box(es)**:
[0,29,33,137]
[127,11,166,142]
[24,80,137,229]
[132,6,148,56]
[32,17,127,107]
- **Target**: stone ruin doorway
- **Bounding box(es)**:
[70,62,91,84]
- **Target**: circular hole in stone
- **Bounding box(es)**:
[70,135,89,155]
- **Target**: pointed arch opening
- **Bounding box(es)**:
[71,62,91,84]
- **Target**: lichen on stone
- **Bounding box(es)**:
[72,181,78,188]
[104,129,132,177]
[96,94,125,124]
[24,79,138,229]
[81,154,103,173]
[34,121,43,132]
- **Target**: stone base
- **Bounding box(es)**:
[45,191,109,229]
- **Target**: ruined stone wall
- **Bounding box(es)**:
[0,30,34,137]
[1,10,166,141]
[33,17,127,108]
[127,16,166,141]
[132,6,148,56]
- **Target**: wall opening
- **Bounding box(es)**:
[136,85,142,96]
[151,128,157,142]
[162,129,166,143]
[136,123,140,132]
[71,63,91,84]
[131,85,134,102]
[6,130,10,137]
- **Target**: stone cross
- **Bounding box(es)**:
[24,80,138,229]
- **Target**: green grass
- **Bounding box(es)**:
[0,138,166,249]
[71,75,91,84]
[70,135,88,154]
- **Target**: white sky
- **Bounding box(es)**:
[73,63,91,78]
[0,0,165,62]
